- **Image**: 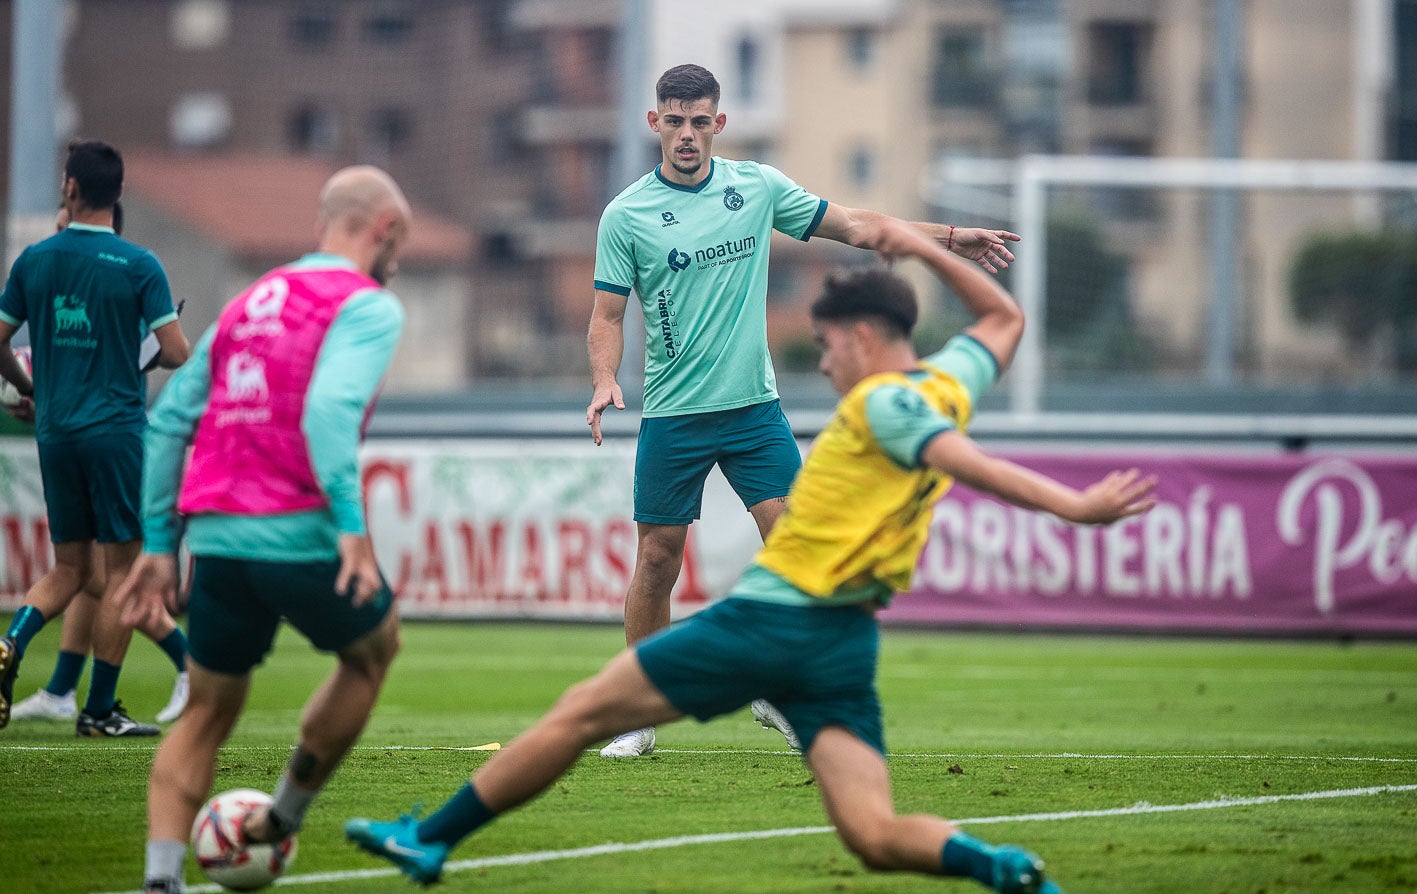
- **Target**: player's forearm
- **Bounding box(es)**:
[926,433,1086,523]
[141,424,191,554]
[587,314,624,389]
[918,243,1020,327]
[142,332,215,552]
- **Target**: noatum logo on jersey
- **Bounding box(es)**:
[666,235,758,273]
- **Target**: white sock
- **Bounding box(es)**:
[144,838,186,888]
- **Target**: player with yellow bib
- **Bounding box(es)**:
[348,218,1156,894]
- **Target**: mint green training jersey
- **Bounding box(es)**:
[594,158,827,417]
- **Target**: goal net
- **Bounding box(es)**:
[924,156,1417,422]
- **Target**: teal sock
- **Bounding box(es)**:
[941,831,998,885]
[5,605,47,655]
[155,628,187,673]
[45,650,86,695]
[83,659,121,718]
[417,783,496,847]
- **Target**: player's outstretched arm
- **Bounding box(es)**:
[812,204,1020,272]
[922,430,1157,526]
[0,321,35,422]
[586,289,628,446]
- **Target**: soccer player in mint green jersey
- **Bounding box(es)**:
[0,140,191,737]
[587,63,1021,756]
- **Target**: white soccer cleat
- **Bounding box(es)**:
[156,671,189,723]
[750,699,801,751]
[599,727,655,757]
[10,688,78,721]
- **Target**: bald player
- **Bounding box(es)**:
[117,166,412,894]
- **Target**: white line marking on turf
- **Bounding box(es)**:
[11,743,1417,762]
[94,783,1417,894]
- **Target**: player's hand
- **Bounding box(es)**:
[336,533,382,607]
[943,227,1021,274]
[5,396,34,424]
[116,552,181,630]
[586,381,624,447]
[1070,469,1157,525]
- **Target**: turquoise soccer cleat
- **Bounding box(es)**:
[993,844,1063,893]
[345,813,448,885]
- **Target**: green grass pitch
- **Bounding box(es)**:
[2,617,1414,893]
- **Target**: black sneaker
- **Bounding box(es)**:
[0,635,20,730]
[143,879,183,894]
[76,700,160,737]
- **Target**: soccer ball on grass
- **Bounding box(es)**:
[191,789,298,891]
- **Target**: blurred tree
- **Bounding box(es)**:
[1289,230,1417,373]
[1042,210,1157,376]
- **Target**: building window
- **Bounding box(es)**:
[288,104,341,153]
[737,35,760,103]
[291,3,337,46]
[367,107,413,155]
[1087,22,1153,105]
[848,147,875,188]
[845,28,874,70]
[930,28,995,108]
[1090,140,1158,219]
[171,0,230,50]
[170,93,232,148]
[489,109,522,163]
[1393,0,1417,159]
[364,2,414,44]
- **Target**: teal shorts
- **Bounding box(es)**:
[187,555,393,675]
[635,597,884,754]
[634,399,801,525]
[37,431,143,543]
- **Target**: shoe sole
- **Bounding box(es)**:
[346,831,442,885]
[0,638,19,730]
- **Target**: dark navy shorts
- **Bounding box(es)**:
[634,399,801,525]
[187,556,394,675]
[37,431,142,544]
[636,597,884,755]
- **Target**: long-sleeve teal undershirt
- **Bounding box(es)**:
[141,254,404,561]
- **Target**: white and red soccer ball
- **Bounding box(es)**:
[191,789,298,891]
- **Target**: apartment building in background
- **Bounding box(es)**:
[0,0,1413,385]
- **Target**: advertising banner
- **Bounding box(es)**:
[1,439,1414,635]
[885,451,1417,636]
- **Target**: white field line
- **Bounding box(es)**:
[94,783,1417,894]
[8,743,1417,762]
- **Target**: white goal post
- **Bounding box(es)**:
[924,155,1417,439]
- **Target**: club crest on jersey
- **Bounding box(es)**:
[723,187,745,211]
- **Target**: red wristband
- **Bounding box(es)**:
[947,225,955,250]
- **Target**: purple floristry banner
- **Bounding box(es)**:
[884,451,1417,636]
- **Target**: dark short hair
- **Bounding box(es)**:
[656,64,720,107]
[64,140,123,209]
[810,268,919,340]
